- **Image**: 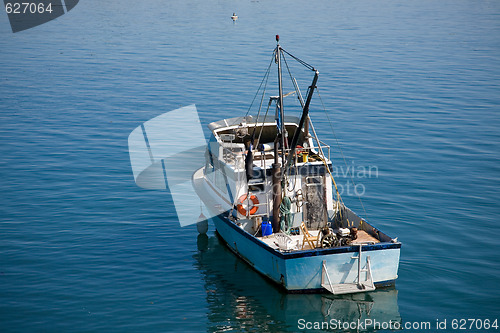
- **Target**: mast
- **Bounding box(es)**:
[272,35,283,232]
[276,35,286,167]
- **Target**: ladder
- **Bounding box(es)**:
[321,244,376,295]
[248,149,271,219]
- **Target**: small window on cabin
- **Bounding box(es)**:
[205,151,215,182]
[208,134,219,159]
[215,169,228,194]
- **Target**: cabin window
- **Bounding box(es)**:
[208,134,220,159]
[215,168,228,194]
[205,150,215,183]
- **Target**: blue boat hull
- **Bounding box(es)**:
[211,213,400,292]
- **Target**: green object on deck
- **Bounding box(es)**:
[280,196,292,234]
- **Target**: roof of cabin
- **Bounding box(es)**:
[208,115,300,132]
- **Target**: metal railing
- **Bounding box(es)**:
[220,140,331,167]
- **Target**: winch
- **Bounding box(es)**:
[320,226,358,248]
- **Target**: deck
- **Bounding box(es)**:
[258,230,380,252]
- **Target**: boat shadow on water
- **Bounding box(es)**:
[194,234,401,332]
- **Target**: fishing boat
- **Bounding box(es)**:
[192,36,401,294]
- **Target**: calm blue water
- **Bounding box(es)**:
[1,0,499,332]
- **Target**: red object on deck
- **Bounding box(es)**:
[276,35,279,42]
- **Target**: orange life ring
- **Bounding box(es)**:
[237,193,259,216]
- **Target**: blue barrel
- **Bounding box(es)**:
[261,220,272,236]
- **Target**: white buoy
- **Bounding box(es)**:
[231,13,238,21]
[197,212,208,234]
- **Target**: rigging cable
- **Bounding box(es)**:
[243,54,274,119]
[281,48,315,71]
[281,51,303,107]
[250,59,272,140]
[255,101,272,147]
[316,88,368,220]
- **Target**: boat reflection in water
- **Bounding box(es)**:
[195,234,401,332]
